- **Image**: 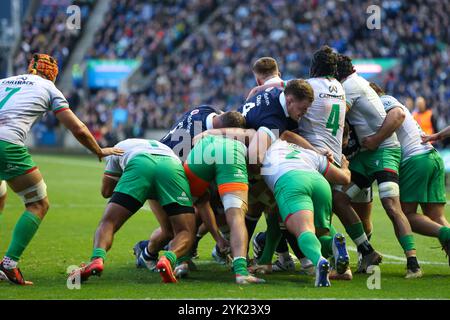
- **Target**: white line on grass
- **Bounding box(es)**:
[347,246,447,265]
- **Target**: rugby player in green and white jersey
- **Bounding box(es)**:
[69,139,196,284]
[253,139,352,287]
[0,54,122,285]
[363,83,450,264]
[335,54,422,278]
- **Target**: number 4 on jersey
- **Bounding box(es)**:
[326,104,340,136]
[0,87,21,110]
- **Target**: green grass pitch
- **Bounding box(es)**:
[0,154,449,299]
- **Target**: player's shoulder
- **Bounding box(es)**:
[380,95,403,108]
[193,104,219,113]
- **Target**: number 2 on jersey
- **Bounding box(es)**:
[0,87,21,110]
[326,104,340,136]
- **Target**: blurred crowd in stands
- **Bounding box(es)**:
[13,0,450,148]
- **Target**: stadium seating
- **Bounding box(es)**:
[15,0,450,147]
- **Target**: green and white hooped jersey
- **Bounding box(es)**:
[299,77,346,166]
[380,95,434,162]
[105,139,180,176]
[0,74,69,146]
[261,140,330,191]
[343,73,400,149]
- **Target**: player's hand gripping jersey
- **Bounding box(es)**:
[299,77,346,166]
[0,74,69,146]
[238,87,298,141]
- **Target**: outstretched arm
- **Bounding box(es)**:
[56,109,123,160]
[422,125,450,143]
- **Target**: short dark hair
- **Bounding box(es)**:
[252,57,279,78]
[310,45,338,78]
[219,111,246,128]
[369,82,385,96]
[336,54,355,82]
[284,79,314,103]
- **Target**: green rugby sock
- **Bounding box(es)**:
[399,234,416,252]
[5,211,41,261]
[438,227,450,244]
[345,222,367,245]
[91,248,107,261]
[297,231,322,266]
[258,213,282,264]
[176,254,191,266]
[318,235,333,259]
[233,257,248,276]
[163,250,177,268]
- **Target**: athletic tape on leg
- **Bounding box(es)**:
[378,182,399,198]
[17,180,47,204]
[222,193,246,211]
[0,181,7,197]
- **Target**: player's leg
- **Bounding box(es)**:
[135,200,174,271]
[333,179,381,273]
[373,148,422,278]
[0,181,7,234]
[154,156,196,283]
[0,167,48,286]
[158,204,196,283]
[351,187,374,239]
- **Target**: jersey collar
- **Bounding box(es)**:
[206,113,217,129]
[279,92,289,118]
[264,76,283,85]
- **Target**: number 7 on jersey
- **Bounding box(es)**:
[0,87,21,110]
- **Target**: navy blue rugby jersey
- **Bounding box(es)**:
[160,105,221,157]
[237,87,298,140]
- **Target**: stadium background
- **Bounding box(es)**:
[0,0,449,152]
[0,0,449,300]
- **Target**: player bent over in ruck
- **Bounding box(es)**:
[252,140,352,287]
[0,54,122,285]
[184,134,265,284]
[69,139,195,284]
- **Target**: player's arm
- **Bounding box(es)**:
[193,128,256,146]
[323,155,351,185]
[56,109,123,160]
[280,130,334,163]
[422,125,450,143]
[246,81,286,100]
[101,174,119,198]
[195,194,229,251]
[248,127,274,173]
[361,106,405,151]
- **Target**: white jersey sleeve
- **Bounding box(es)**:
[104,155,122,176]
[47,81,69,113]
[343,73,399,149]
[380,95,433,161]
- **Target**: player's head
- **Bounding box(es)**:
[336,54,355,82]
[28,53,59,82]
[215,111,246,128]
[252,57,280,85]
[309,45,338,78]
[369,82,385,96]
[284,79,314,122]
